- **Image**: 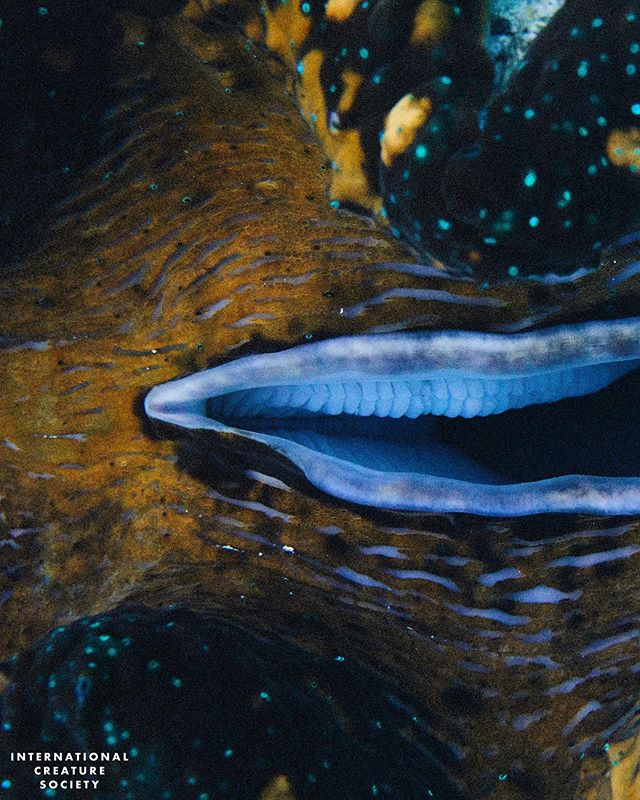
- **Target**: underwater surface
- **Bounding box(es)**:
[1,0,640,798]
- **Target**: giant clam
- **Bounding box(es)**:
[1,2,640,799]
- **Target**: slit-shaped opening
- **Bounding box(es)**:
[144,317,640,516]
[205,367,640,486]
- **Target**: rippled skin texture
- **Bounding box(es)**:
[1,2,640,799]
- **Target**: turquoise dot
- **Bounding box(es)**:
[591,17,603,28]
[301,2,311,12]
[371,74,381,85]
[224,749,234,758]
[415,144,428,159]
[359,47,369,59]
[528,216,540,228]
[437,219,451,231]
[38,6,48,15]
[631,43,640,54]
[1,780,12,790]
[329,199,340,208]
[171,677,183,688]
[632,103,640,115]
[628,64,637,76]
[440,75,452,85]
[523,170,537,188]
[524,108,535,120]
[577,61,589,78]
[150,183,159,191]
[508,266,519,277]
[147,660,160,671]
[296,62,304,75]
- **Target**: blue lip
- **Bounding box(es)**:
[145,317,640,516]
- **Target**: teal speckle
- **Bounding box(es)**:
[38,6,48,15]
[528,216,540,228]
[1,780,12,790]
[523,170,537,188]
[437,218,451,231]
[631,103,640,115]
[415,144,428,159]
[359,47,369,59]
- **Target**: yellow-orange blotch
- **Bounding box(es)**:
[325,0,360,22]
[298,50,381,212]
[410,0,453,47]
[264,0,312,66]
[381,93,432,168]
[607,128,640,173]
[337,69,364,115]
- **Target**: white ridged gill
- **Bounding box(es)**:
[210,360,638,421]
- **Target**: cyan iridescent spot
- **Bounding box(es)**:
[145,317,640,516]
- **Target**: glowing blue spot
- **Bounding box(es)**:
[104,722,115,733]
[107,736,118,746]
[329,199,340,208]
[301,1,311,11]
[440,75,452,85]
[1,780,12,790]
[38,7,48,15]
[437,219,452,231]
[1,723,11,731]
[597,116,607,126]
[577,61,589,78]
[359,47,369,59]
[484,237,497,245]
[415,144,428,159]
[524,108,535,120]
[171,677,183,688]
[260,691,271,701]
[150,183,159,191]
[371,74,381,85]
[329,83,337,93]
[335,655,345,661]
[523,170,537,188]
[628,64,638,76]
[529,216,540,228]
[296,61,304,75]
[631,43,640,54]
[224,749,234,758]
[402,169,410,180]
[499,773,508,781]
[628,13,637,22]
[591,17,603,28]
[633,104,640,116]
[588,164,598,175]
[508,266,519,277]
[578,126,588,137]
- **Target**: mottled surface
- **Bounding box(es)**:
[0,2,640,799]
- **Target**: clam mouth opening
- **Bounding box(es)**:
[145,317,640,516]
